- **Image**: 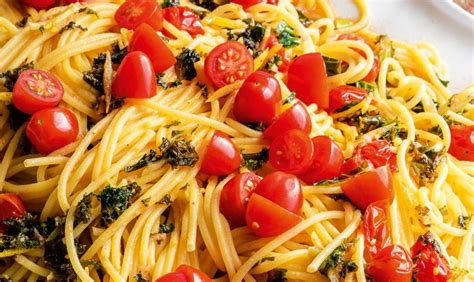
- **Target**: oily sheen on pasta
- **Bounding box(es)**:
[0,0,473,281]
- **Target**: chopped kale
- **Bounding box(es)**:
[156,73,183,89]
[354,80,376,93]
[164,120,181,128]
[98,182,141,226]
[44,238,85,280]
[159,223,175,234]
[197,82,208,98]
[39,25,45,33]
[282,92,296,105]
[409,143,445,186]
[259,257,275,264]
[157,194,173,206]
[134,272,149,282]
[415,205,431,226]
[380,123,407,142]
[242,122,266,132]
[319,240,357,280]
[15,16,28,28]
[125,149,161,172]
[159,137,199,168]
[75,193,94,224]
[0,61,34,91]
[60,21,87,33]
[436,73,449,87]
[161,0,179,8]
[337,111,387,134]
[376,35,393,64]
[428,125,443,137]
[78,7,98,16]
[0,213,45,252]
[190,0,218,11]
[227,19,265,57]
[296,9,312,27]
[175,48,200,81]
[323,56,343,77]
[80,259,102,271]
[458,215,471,229]
[275,21,300,48]
[242,148,269,170]
[265,54,282,70]
[267,268,287,282]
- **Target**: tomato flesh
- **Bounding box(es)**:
[0,194,26,234]
[220,172,261,228]
[449,125,474,161]
[367,245,413,282]
[363,200,392,257]
[200,131,241,176]
[112,51,157,99]
[204,41,254,88]
[176,264,212,282]
[129,23,176,73]
[20,0,56,9]
[115,0,163,31]
[342,140,397,174]
[234,71,282,125]
[269,129,313,174]
[411,232,451,282]
[263,102,312,141]
[328,85,367,114]
[162,7,204,38]
[287,53,329,109]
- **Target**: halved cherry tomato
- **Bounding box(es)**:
[12,69,64,114]
[162,7,204,39]
[20,0,56,9]
[411,232,451,282]
[363,56,380,82]
[269,129,313,174]
[297,136,344,184]
[264,35,291,73]
[342,140,397,174]
[115,0,163,31]
[263,102,312,141]
[112,51,157,99]
[328,85,367,114]
[366,245,413,282]
[155,272,187,282]
[363,200,392,257]
[155,264,211,282]
[0,193,26,234]
[253,171,303,214]
[287,53,329,109]
[204,41,254,88]
[341,165,394,210]
[26,107,79,155]
[246,194,302,237]
[220,172,261,228]
[129,23,176,73]
[233,71,281,125]
[200,131,241,176]
[449,125,474,161]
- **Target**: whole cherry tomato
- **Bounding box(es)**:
[366,245,413,282]
[162,7,204,38]
[155,264,211,282]
[200,131,241,176]
[328,85,367,114]
[342,140,397,174]
[363,200,392,257]
[263,102,312,141]
[20,0,56,10]
[115,0,163,31]
[449,125,474,161]
[411,232,451,282]
[269,129,314,174]
[0,193,26,234]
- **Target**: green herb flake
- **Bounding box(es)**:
[39,25,45,33]
[75,193,94,224]
[125,149,161,172]
[15,16,28,28]
[296,9,312,27]
[354,80,376,93]
[227,19,265,57]
[334,18,353,29]
[242,122,266,132]
[159,137,199,168]
[275,21,300,48]
[161,0,179,8]
[190,0,218,11]
[319,240,357,280]
[175,48,201,81]
[164,121,181,128]
[60,21,87,33]
[197,82,208,98]
[409,143,445,186]
[282,92,296,105]
[158,194,173,206]
[267,268,287,282]
[78,7,99,16]
[242,148,269,170]
[98,182,141,226]
[0,61,34,91]
[323,56,343,77]
[134,272,149,282]
[159,223,175,234]
[80,260,102,271]
[458,215,471,229]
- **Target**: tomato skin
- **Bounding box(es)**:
[363,56,379,82]
[269,129,314,174]
[112,51,157,99]
[26,107,79,155]
[342,165,394,210]
[12,69,64,114]
[176,265,212,282]
[230,0,263,9]
[129,23,176,73]
[411,233,451,282]
[342,140,397,174]
[220,172,261,228]
[20,0,57,10]
[337,34,366,57]
[263,102,312,141]
[363,200,392,257]
[287,53,329,109]
[264,35,291,72]
[253,171,303,214]
[155,272,187,282]
[162,7,204,38]
[246,194,302,237]
[200,131,241,176]
[115,0,163,31]
[204,41,254,88]
[449,125,474,161]
[0,194,26,234]
[234,71,281,126]
[328,85,367,114]
[297,136,344,184]
[367,245,413,282]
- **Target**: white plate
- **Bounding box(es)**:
[334,0,474,92]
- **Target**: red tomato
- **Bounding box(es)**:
[246,194,302,237]
[176,265,211,282]
[363,200,392,257]
[115,0,163,31]
[328,85,367,114]
[26,107,79,155]
[342,140,397,174]
[200,131,241,176]
[264,35,291,72]
[0,193,26,234]
[162,7,204,38]
[449,125,474,161]
[411,232,451,282]
[112,51,157,99]
[220,172,261,228]
[253,171,303,214]
[230,0,263,9]
[263,102,312,141]
[204,41,254,88]
[20,0,56,9]
[363,56,380,82]
[367,245,413,282]
[269,129,313,174]
[12,69,64,114]
[287,53,329,109]
[297,136,344,184]
[341,165,394,210]
[155,272,187,282]
[233,71,281,125]
[129,23,176,73]
[66,0,83,3]
[337,34,366,57]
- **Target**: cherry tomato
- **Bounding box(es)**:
[66,0,84,3]
[449,125,474,161]
[411,232,451,282]
[26,107,79,155]
[363,200,392,257]
[220,172,261,228]
[363,56,380,82]
[342,140,397,174]
[366,245,413,282]
[269,129,313,174]
[337,34,366,57]
[246,194,302,237]
[200,131,241,176]
[263,102,312,141]
[230,0,278,9]
[0,193,26,234]
[204,41,254,88]
[297,136,344,184]
[287,53,329,109]
[115,0,163,31]
[176,265,212,282]
[328,85,367,114]
[12,69,64,114]
[129,23,176,73]
[155,272,187,282]
[112,51,157,99]
[162,7,204,38]
[264,35,291,73]
[233,71,281,125]
[341,165,394,210]
[20,0,56,9]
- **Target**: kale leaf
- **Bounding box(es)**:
[175,48,201,81]
[409,143,445,186]
[319,240,358,280]
[337,111,387,134]
[98,182,141,226]
[267,268,287,282]
[242,148,269,170]
[0,61,34,91]
[75,193,94,224]
[159,137,199,168]
[159,223,175,234]
[125,149,162,172]
[60,21,87,33]
[190,0,218,11]
[275,21,300,48]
